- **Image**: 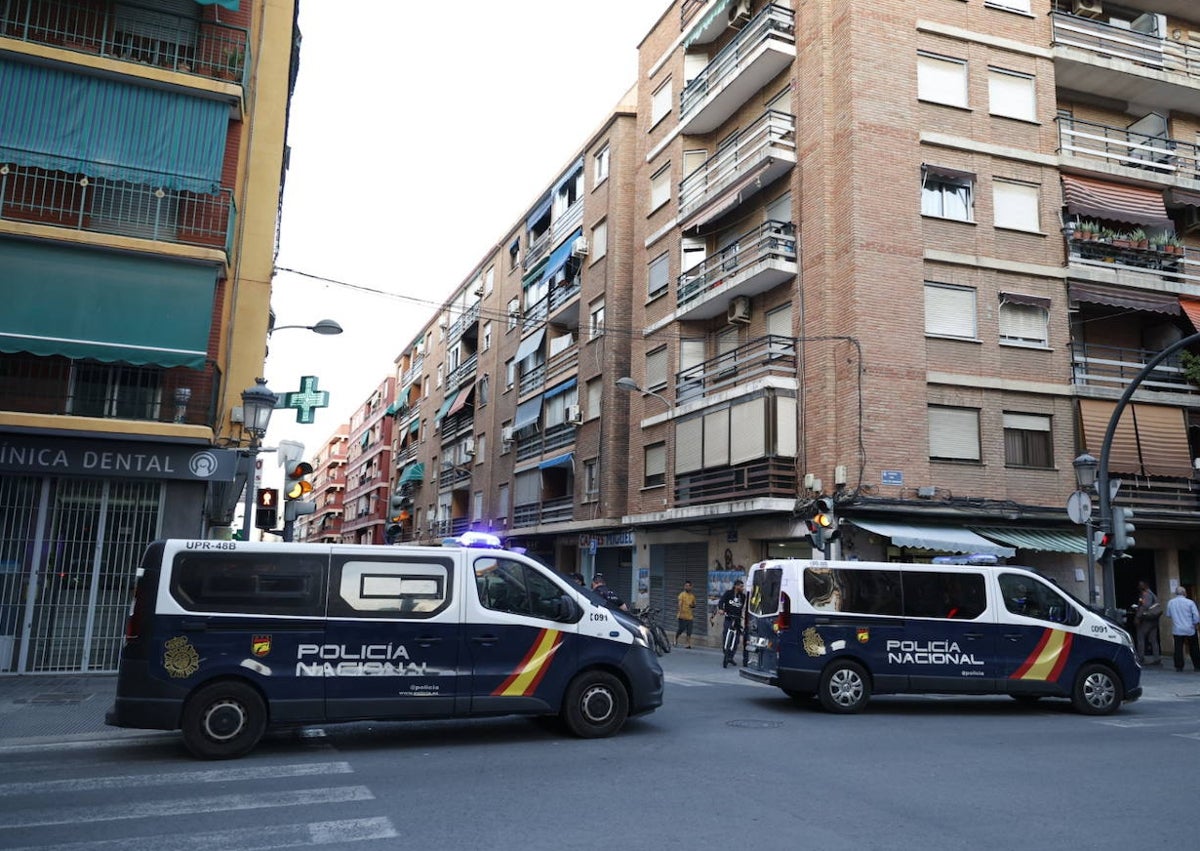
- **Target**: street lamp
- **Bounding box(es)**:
[1072,453,1099,605]
[615,376,672,412]
[240,377,278,541]
[269,318,343,336]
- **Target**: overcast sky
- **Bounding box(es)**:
[261,0,666,464]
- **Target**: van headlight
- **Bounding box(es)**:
[633,625,651,649]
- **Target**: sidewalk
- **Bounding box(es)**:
[0,658,1196,749]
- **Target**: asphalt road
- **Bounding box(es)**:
[1,649,1198,850]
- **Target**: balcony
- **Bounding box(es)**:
[1051,12,1200,113]
[400,355,424,387]
[680,110,795,230]
[675,334,797,402]
[1058,116,1200,184]
[0,156,236,254]
[1070,340,1200,398]
[0,353,221,426]
[515,422,577,463]
[665,220,797,326]
[675,457,797,507]
[513,496,574,529]
[446,302,480,343]
[680,3,795,135]
[1,0,250,91]
[446,352,477,391]
[1066,232,1199,291]
[1117,478,1200,523]
[429,517,472,539]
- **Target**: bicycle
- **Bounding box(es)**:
[633,606,672,657]
[720,616,743,668]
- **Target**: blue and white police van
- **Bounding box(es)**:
[106,535,663,758]
[739,558,1141,715]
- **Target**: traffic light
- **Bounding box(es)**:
[1093,529,1111,563]
[284,461,314,500]
[806,497,839,555]
[386,489,408,543]
[1111,507,1136,553]
[255,487,279,530]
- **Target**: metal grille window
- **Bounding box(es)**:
[1003,412,1052,468]
[68,362,163,420]
[929,405,981,461]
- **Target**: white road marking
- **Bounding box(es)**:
[0,761,352,797]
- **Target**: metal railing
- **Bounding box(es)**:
[400,356,424,387]
[0,353,221,426]
[0,154,235,252]
[512,496,573,528]
[446,352,477,391]
[677,219,797,308]
[1116,477,1200,518]
[1058,116,1200,178]
[1,0,250,87]
[681,3,795,119]
[675,334,797,401]
[679,110,795,218]
[1069,340,1199,396]
[675,457,797,506]
[1066,237,1199,287]
[1051,11,1200,79]
[447,303,480,342]
[514,422,577,463]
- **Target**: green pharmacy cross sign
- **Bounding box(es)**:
[277,375,330,424]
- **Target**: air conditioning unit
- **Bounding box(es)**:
[501,426,514,443]
[463,437,475,456]
[571,237,589,258]
[729,0,752,26]
[1072,0,1102,19]
[727,295,752,324]
[565,404,582,425]
[473,287,484,297]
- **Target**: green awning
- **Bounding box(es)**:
[409,418,420,434]
[0,238,215,367]
[434,395,456,422]
[399,463,424,485]
[972,528,1088,555]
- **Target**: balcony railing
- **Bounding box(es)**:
[429,517,472,539]
[676,219,797,317]
[675,334,797,401]
[680,3,795,134]
[679,109,796,224]
[447,352,477,391]
[1,0,250,88]
[675,457,797,507]
[400,356,424,387]
[1070,340,1199,396]
[1066,235,1200,288]
[1051,12,1200,82]
[1058,116,1200,179]
[0,155,236,253]
[512,496,573,529]
[447,303,480,342]
[0,353,221,426]
[515,422,576,463]
[1116,479,1200,520]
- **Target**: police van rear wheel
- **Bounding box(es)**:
[181,680,267,759]
[562,671,628,738]
[818,660,870,714]
[1071,663,1122,716]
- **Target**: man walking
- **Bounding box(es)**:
[1135,580,1162,665]
[1165,586,1200,672]
[675,580,696,648]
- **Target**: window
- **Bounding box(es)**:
[473,491,483,520]
[917,52,968,108]
[584,459,599,498]
[509,238,520,271]
[592,219,608,259]
[999,297,1048,346]
[500,422,512,453]
[505,358,514,390]
[331,559,452,618]
[594,144,610,184]
[475,557,569,621]
[646,346,668,391]
[497,483,510,522]
[482,321,492,351]
[651,78,673,126]
[507,297,520,330]
[171,553,326,616]
[586,377,602,420]
[993,180,1040,232]
[902,571,987,620]
[803,567,902,616]
[648,252,670,300]
[69,362,162,420]
[589,297,606,339]
[478,374,490,406]
[644,443,666,488]
[922,167,974,221]
[998,573,1081,625]
[924,283,977,339]
[988,68,1035,122]
[987,0,1031,13]
[682,235,705,277]
[650,164,672,211]
[1004,412,1051,468]
[929,406,981,461]
[484,266,494,295]
[476,434,486,462]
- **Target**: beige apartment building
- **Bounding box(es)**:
[383,0,1200,643]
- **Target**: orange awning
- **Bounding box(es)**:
[1062,174,1172,229]
[1078,399,1193,477]
[1180,298,1200,331]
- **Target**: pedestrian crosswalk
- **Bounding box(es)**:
[0,753,399,849]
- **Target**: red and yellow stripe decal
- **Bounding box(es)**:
[1009,628,1073,682]
[492,628,563,697]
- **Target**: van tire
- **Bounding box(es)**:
[562,671,628,738]
[181,680,267,759]
[818,659,870,714]
[1071,663,1122,716]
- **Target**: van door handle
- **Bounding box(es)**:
[415,635,442,647]
[963,632,985,640]
[1002,633,1023,642]
[180,620,207,632]
[471,634,499,645]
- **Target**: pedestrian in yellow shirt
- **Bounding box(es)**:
[675,581,696,648]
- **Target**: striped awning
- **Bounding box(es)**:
[1078,399,1193,478]
[1180,298,1200,331]
[849,519,1015,557]
[972,528,1088,555]
[1068,281,1180,314]
[1062,174,1172,229]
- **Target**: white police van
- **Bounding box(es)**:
[106,535,663,758]
[739,558,1140,715]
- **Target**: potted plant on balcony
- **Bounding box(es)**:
[1128,227,1148,250]
[1110,230,1133,250]
[1165,234,1185,256]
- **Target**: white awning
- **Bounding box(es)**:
[850,519,1016,557]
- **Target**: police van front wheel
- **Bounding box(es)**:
[818,660,871,714]
[562,671,629,738]
[181,680,267,759]
[1071,663,1123,716]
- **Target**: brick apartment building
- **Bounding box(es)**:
[0,0,298,672]
[346,0,1200,643]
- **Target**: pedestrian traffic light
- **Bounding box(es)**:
[284,461,314,500]
[255,487,279,530]
[1093,529,1111,563]
[1111,507,1135,553]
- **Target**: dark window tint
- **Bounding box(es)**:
[328,557,454,619]
[902,571,986,620]
[171,553,326,616]
[804,568,902,616]
[999,573,1081,626]
[749,567,782,615]
[475,557,570,621]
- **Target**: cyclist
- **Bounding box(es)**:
[717,578,747,668]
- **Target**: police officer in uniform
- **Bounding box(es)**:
[591,573,628,612]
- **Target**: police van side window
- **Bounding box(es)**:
[749,567,782,615]
[804,568,902,616]
[902,571,986,620]
[999,573,1081,626]
[170,554,326,616]
[328,558,453,619]
[475,557,569,621]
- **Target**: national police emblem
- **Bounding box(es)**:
[163,635,200,678]
[802,626,826,658]
[251,635,272,658]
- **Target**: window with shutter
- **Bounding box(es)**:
[925,283,977,339]
[929,406,981,461]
